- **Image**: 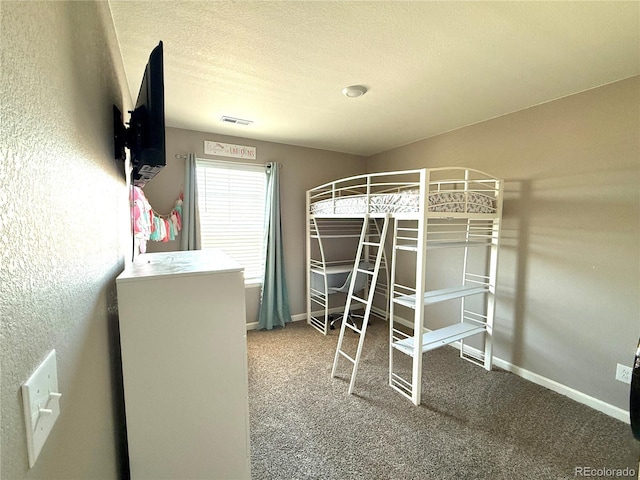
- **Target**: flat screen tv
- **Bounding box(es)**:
[114,41,165,187]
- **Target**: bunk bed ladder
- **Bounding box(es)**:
[331,214,390,395]
[365,217,390,322]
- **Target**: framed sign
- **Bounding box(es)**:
[204,141,256,160]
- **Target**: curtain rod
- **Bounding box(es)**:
[174,154,282,168]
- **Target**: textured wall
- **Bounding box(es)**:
[367,77,640,412]
[1,2,131,478]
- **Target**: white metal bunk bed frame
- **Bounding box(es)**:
[306,216,389,335]
[306,167,503,405]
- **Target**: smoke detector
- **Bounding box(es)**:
[342,85,367,98]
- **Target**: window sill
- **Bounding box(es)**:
[245,281,263,289]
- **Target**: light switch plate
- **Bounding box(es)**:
[21,350,61,468]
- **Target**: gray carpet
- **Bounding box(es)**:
[247,319,639,480]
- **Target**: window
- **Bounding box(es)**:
[196,159,266,284]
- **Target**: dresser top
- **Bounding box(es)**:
[117,250,244,282]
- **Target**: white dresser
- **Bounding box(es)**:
[116,250,251,480]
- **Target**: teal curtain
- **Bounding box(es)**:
[258,162,292,330]
[180,153,201,251]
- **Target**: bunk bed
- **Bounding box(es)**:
[307,216,389,335]
[306,168,503,405]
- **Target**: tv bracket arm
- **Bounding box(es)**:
[113,105,142,162]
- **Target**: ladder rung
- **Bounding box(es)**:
[362,241,381,247]
[395,245,418,252]
[357,268,374,275]
[338,350,356,364]
[390,372,413,390]
[344,322,362,334]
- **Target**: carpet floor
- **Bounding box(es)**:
[247,320,639,480]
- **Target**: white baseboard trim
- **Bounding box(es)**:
[247,306,387,331]
[248,312,630,423]
[291,312,310,322]
[490,354,630,424]
[396,315,630,423]
[246,308,339,331]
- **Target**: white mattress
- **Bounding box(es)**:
[310,190,494,215]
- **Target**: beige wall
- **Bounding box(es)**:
[144,80,639,413]
[142,127,366,320]
[1,2,131,479]
[2,4,635,478]
[367,76,640,411]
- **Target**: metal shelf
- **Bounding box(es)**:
[310,263,354,275]
[395,240,492,251]
[393,285,489,309]
[392,322,486,356]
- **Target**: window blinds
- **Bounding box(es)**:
[195,159,266,283]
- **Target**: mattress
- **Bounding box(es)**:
[310,190,494,215]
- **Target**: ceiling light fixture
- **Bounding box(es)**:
[342,85,367,98]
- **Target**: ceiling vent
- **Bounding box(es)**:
[220,116,253,126]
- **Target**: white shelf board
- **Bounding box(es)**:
[309,234,361,239]
[393,322,486,356]
[427,241,492,249]
[393,285,489,309]
[310,263,354,275]
[396,241,491,252]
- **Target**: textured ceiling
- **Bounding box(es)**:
[108,1,639,156]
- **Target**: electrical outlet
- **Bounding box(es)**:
[616,363,632,384]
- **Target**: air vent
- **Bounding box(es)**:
[220,116,253,126]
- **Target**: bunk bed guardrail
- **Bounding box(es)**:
[308,168,501,217]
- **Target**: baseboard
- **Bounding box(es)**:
[397,315,630,423]
[248,312,630,423]
[489,354,631,424]
[247,306,387,331]
[246,308,339,331]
